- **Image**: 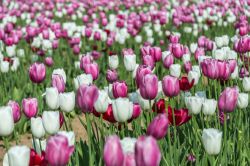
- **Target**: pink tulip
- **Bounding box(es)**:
[184,61,192,73]
[147,114,169,140]
[239,67,249,78]
[163,54,174,69]
[218,87,239,113]
[83,62,99,80]
[22,98,38,119]
[73,45,80,55]
[8,100,21,123]
[45,57,54,67]
[139,74,158,100]
[171,43,184,59]
[77,84,99,113]
[135,136,161,166]
[112,81,128,98]
[124,153,136,166]
[29,63,46,84]
[162,75,180,97]
[200,59,219,79]
[217,61,231,80]
[104,135,124,166]
[136,65,152,88]
[150,47,162,62]
[94,31,101,40]
[106,69,118,83]
[45,134,74,166]
[142,55,155,69]
[84,28,92,38]
[80,55,92,70]
[52,74,65,93]
[131,104,142,120]
[194,48,205,61]
[169,35,180,44]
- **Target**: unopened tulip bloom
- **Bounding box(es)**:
[45,57,54,67]
[237,93,249,109]
[0,106,14,136]
[57,131,75,146]
[112,81,128,98]
[94,90,110,113]
[162,75,180,97]
[218,87,239,113]
[108,55,119,70]
[150,47,162,62]
[106,69,118,83]
[242,77,250,92]
[77,84,99,113]
[83,62,99,80]
[29,63,46,83]
[0,61,9,73]
[42,111,60,135]
[31,117,45,138]
[135,65,152,88]
[52,68,66,83]
[170,64,181,78]
[59,92,75,112]
[112,98,133,122]
[202,99,217,115]
[142,55,155,69]
[135,136,161,166]
[171,43,184,59]
[45,134,74,166]
[45,87,59,110]
[124,54,136,71]
[139,74,158,100]
[52,74,65,93]
[8,100,21,123]
[104,135,124,166]
[202,128,222,155]
[147,114,169,140]
[130,104,142,120]
[73,74,93,90]
[162,52,174,69]
[22,98,38,119]
[188,70,200,85]
[185,96,204,114]
[7,146,30,166]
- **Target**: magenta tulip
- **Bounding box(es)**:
[45,57,54,67]
[147,114,169,140]
[52,74,65,93]
[218,87,239,113]
[136,65,152,88]
[106,69,118,83]
[22,98,38,119]
[162,75,180,97]
[163,54,174,69]
[139,74,158,100]
[29,63,46,83]
[171,43,184,59]
[8,100,21,123]
[83,62,99,80]
[150,47,162,62]
[142,55,155,69]
[112,81,128,98]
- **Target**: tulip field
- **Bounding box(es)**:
[1,0,250,165]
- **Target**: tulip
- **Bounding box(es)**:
[45,87,60,110]
[80,55,92,70]
[242,77,250,92]
[31,117,45,138]
[22,98,38,119]
[73,74,93,90]
[130,104,142,120]
[0,61,9,73]
[112,98,133,122]
[135,136,161,166]
[124,153,136,166]
[52,74,65,93]
[42,111,60,135]
[124,54,136,71]
[59,92,75,112]
[112,81,128,98]
[108,55,119,70]
[135,65,152,88]
[142,55,155,69]
[102,104,116,123]
[150,47,162,62]
[7,100,21,123]
[185,96,204,114]
[202,99,217,115]
[237,93,249,109]
[162,52,174,69]
[104,135,124,166]
[139,74,158,100]
[171,43,184,59]
[106,69,118,83]
[147,114,169,140]
[188,70,200,85]
[7,146,30,166]
[137,91,152,110]
[83,62,99,80]
[0,106,14,136]
[94,90,110,113]
[168,107,192,126]
[170,64,181,78]
[162,75,180,97]
[77,84,99,113]
[202,128,222,155]
[29,148,47,166]
[179,76,194,91]
[29,63,46,83]
[57,131,75,146]
[52,68,66,83]
[45,57,54,67]
[218,87,239,113]
[45,134,74,166]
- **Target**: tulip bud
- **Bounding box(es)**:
[31,117,45,138]
[29,63,46,83]
[94,90,110,113]
[0,106,14,136]
[42,111,60,135]
[83,62,99,80]
[185,96,204,114]
[73,74,93,90]
[139,74,158,100]
[7,100,21,123]
[202,128,222,155]
[162,75,180,97]
[147,114,169,140]
[45,57,54,67]
[202,99,217,115]
[162,52,174,69]
[108,55,119,70]
[218,87,239,113]
[7,146,30,166]
[52,74,65,93]
[106,69,118,83]
[22,98,38,119]
[52,68,66,83]
[112,81,128,98]
[112,98,133,122]
[242,77,250,92]
[124,54,136,71]
[170,64,181,78]
[0,61,10,73]
[45,87,59,110]
[59,92,75,112]
[237,93,249,109]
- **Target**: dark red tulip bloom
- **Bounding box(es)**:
[167,107,192,126]
[179,76,194,91]
[29,149,47,166]
[59,112,64,128]
[103,104,116,123]
[152,99,167,114]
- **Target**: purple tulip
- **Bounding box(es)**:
[147,114,169,140]
[83,62,99,80]
[136,65,152,88]
[184,61,192,73]
[135,136,161,166]
[29,63,46,84]
[150,47,162,62]
[45,57,54,67]
[139,74,158,100]
[80,55,92,70]
[106,69,118,83]
[218,87,239,113]
[169,35,180,44]
[77,84,99,113]
[104,135,124,166]
[112,81,128,98]
[8,100,21,123]
[163,54,174,69]
[52,74,65,93]
[131,104,142,120]
[22,98,38,119]
[142,55,155,70]
[162,75,180,97]
[171,43,184,59]
[94,31,101,40]
[45,134,74,166]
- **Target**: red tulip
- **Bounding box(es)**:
[167,107,191,126]
[179,76,194,91]
[29,149,47,166]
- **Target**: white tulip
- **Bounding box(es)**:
[230,65,239,79]
[52,68,66,83]
[45,87,59,109]
[120,137,137,154]
[190,43,198,53]
[74,74,93,89]
[202,128,222,155]
[132,64,139,78]
[185,96,204,114]
[137,90,152,110]
[94,90,110,113]
[112,98,133,122]
[162,51,171,61]
[215,37,224,48]
[0,106,14,136]
[182,54,190,63]
[59,92,75,112]
[237,93,249,109]
[57,131,75,146]
[108,84,114,99]
[17,49,25,57]
[128,92,139,104]
[32,139,47,155]
[202,99,217,115]
[188,71,200,85]
[31,117,45,138]
[108,55,119,70]
[0,61,9,73]
[6,45,16,57]
[170,64,181,78]
[42,111,60,135]
[10,57,20,71]
[124,54,136,71]
[243,77,250,92]
[7,146,30,166]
